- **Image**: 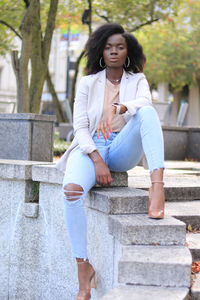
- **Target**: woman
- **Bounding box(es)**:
[56,23,165,300]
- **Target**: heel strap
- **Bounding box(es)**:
[151,181,164,185]
[77,259,89,264]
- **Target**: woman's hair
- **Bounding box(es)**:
[85,23,146,75]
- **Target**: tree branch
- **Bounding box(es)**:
[87,0,92,36]
[95,9,111,23]
[130,18,159,32]
[0,20,22,39]
[42,0,58,64]
[46,69,66,122]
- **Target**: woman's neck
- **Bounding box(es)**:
[106,67,123,81]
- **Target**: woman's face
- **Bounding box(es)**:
[103,34,127,68]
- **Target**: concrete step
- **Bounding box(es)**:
[165,186,200,202]
[191,273,200,300]
[109,214,186,245]
[186,233,200,261]
[100,285,189,300]
[86,187,148,214]
[118,245,192,287]
[165,201,200,228]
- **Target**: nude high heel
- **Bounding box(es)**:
[148,181,165,219]
[76,258,97,300]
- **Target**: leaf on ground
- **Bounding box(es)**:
[192,261,200,274]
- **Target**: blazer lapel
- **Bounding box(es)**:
[95,69,106,123]
[119,70,129,102]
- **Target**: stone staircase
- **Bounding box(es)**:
[87,187,192,300]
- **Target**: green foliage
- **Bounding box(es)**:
[53,131,71,156]
[135,0,200,90]
[0,0,69,55]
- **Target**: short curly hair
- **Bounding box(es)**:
[85,23,146,75]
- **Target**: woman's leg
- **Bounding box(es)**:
[62,145,107,298]
[107,106,165,173]
[62,147,96,260]
[108,106,165,219]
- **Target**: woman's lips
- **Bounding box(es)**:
[109,58,118,62]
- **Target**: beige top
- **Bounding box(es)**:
[101,79,126,132]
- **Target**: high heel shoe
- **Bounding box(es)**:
[76,258,96,300]
[148,181,165,219]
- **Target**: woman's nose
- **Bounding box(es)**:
[110,47,117,54]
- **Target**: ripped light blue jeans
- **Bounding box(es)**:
[62,106,165,259]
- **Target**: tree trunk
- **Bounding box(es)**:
[29,0,59,113]
[46,69,66,123]
[17,0,35,112]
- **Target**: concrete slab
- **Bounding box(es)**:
[186,233,200,261]
[165,201,200,227]
[118,245,192,287]
[100,285,189,300]
[109,214,186,245]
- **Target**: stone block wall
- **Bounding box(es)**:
[0,159,127,300]
[0,114,56,162]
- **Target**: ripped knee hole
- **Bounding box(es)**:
[64,184,84,201]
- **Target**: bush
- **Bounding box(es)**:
[53,131,71,156]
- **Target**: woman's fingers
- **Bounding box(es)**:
[97,124,101,139]
[97,118,113,140]
[104,121,110,138]
[100,122,106,140]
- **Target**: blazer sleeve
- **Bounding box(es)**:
[73,76,98,154]
[121,75,152,116]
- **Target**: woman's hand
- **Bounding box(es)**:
[97,104,127,139]
[97,105,116,139]
[89,151,113,186]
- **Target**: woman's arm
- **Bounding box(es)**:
[89,150,113,186]
[73,77,113,186]
[121,76,152,116]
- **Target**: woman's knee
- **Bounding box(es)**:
[64,183,84,201]
[137,105,156,116]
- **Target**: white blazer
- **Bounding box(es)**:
[56,69,152,173]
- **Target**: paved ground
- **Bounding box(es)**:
[128,160,200,189]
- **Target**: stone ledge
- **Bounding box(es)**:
[109,214,186,245]
[32,163,64,184]
[0,159,51,180]
[0,113,56,122]
[86,187,147,214]
[0,159,128,187]
[100,285,189,300]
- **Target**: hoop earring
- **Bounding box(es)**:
[124,56,130,68]
[99,57,106,68]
